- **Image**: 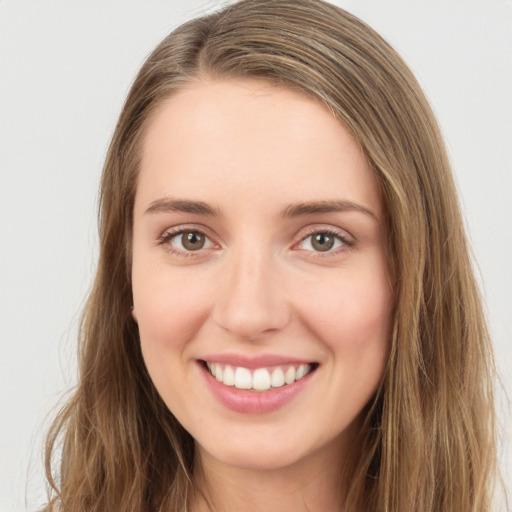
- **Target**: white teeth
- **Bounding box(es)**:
[284,366,296,385]
[223,365,235,386]
[253,368,271,391]
[206,362,313,391]
[234,367,252,389]
[296,364,308,380]
[270,367,285,388]
[214,363,223,382]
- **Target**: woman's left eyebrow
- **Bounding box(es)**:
[281,200,378,222]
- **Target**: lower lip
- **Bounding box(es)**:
[200,362,315,414]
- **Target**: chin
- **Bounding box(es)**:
[193,419,354,475]
[198,441,309,472]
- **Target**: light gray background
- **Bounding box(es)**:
[1,1,511,511]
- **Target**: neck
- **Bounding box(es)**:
[189,429,361,512]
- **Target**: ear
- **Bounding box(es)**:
[131,305,138,323]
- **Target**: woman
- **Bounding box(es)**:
[42,0,498,510]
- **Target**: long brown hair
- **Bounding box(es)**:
[43,1,497,510]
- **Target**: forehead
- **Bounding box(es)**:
[136,78,382,219]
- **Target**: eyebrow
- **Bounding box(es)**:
[145,198,222,216]
[281,200,378,222]
[144,197,378,222]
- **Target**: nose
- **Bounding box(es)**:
[212,247,291,341]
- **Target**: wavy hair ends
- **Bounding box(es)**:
[42,1,497,511]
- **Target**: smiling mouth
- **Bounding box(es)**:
[202,361,318,392]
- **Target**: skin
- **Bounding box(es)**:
[131,78,394,511]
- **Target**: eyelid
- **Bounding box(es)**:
[299,224,354,241]
[293,225,354,255]
[156,223,354,258]
[157,224,220,256]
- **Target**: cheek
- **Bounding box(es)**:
[132,265,214,366]
[297,263,394,359]
[132,271,215,412]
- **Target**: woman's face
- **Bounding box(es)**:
[131,78,393,472]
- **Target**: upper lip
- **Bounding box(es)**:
[200,353,316,369]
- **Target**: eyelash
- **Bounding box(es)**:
[296,228,354,257]
[157,227,215,257]
[157,226,353,258]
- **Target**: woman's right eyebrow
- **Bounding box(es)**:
[144,197,222,216]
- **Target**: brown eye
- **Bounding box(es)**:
[162,228,215,255]
[311,233,335,252]
[297,230,347,254]
[180,231,205,251]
